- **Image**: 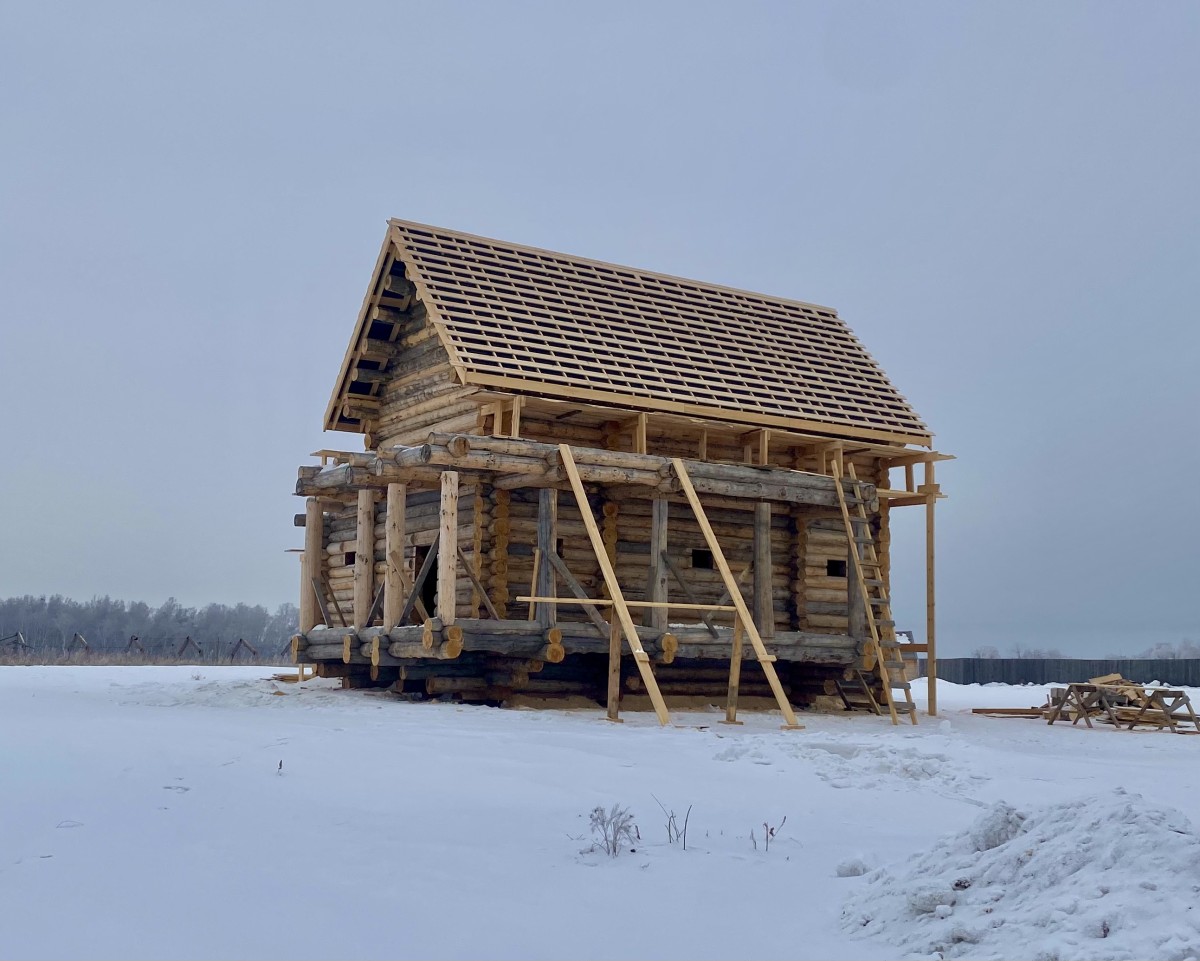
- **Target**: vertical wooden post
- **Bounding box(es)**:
[559,445,670,726]
[673,458,801,729]
[300,497,322,633]
[607,615,622,722]
[509,396,522,438]
[847,537,866,647]
[384,482,407,629]
[753,502,774,639]
[634,412,648,454]
[438,471,460,626]
[723,615,745,725]
[535,487,557,628]
[698,430,708,461]
[925,461,938,716]
[354,490,376,630]
[647,498,669,631]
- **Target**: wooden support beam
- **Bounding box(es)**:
[559,444,670,725]
[300,497,323,632]
[437,471,459,625]
[926,460,938,717]
[646,499,669,631]
[322,573,347,627]
[671,458,802,729]
[309,577,333,628]
[397,543,438,630]
[881,451,955,470]
[527,549,541,621]
[517,598,737,612]
[535,488,557,629]
[723,616,745,725]
[458,546,500,620]
[384,483,407,629]
[509,395,522,438]
[607,615,622,722]
[753,502,774,639]
[635,412,648,455]
[545,551,610,636]
[741,429,770,466]
[364,584,385,629]
[659,551,722,638]
[354,490,376,629]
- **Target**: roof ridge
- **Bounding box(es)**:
[387,217,841,316]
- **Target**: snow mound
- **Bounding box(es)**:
[842,789,1200,960]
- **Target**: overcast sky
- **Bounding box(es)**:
[2,2,1196,655]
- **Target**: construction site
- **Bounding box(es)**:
[291,220,951,726]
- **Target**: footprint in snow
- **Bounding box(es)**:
[162,785,191,792]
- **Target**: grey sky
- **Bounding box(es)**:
[2,2,1196,656]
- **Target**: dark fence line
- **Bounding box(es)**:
[918,658,1200,687]
[0,630,293,664]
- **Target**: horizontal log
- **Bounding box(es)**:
[365,435,876,508]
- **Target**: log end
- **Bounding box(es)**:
[661,632,679,665]
[542,642,566,664]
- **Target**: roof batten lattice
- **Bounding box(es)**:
[331,220,931,445]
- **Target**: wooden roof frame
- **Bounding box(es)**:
[325,220,933,447]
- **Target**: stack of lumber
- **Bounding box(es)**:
[1042,674,1200,732]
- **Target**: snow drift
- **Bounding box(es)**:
[842,788,1200,960]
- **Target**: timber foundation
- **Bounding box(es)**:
[291,219,950,726]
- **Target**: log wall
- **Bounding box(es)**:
[316,487,481,627]
[368,301,480,450]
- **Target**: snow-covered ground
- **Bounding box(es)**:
[2,667,1197,961]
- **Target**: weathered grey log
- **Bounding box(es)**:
[535,489,557,628]
[646,499,669,632]
[305,643,366,662]
[753,502,774,639]
[385,641,460,660]
[382,434,875,507]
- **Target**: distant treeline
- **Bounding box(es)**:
[0,594,298,658]
[974,639,1200,659]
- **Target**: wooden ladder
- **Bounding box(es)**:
[831,459,917,726]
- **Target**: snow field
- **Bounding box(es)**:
[1,667,1197,960]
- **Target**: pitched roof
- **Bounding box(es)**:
[327,219,931,445]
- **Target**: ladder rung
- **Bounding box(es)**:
[892,702,916,713]
[869,597,891,606]
[883,660,905,669]
[890,681,910,690]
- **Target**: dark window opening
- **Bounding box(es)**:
[414,546,438,613]
[344,551,356,566]
[692,548,714,570]
[827,559,847,578]
[555,538,565,557]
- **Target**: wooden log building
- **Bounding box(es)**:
[292,220,950,726]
